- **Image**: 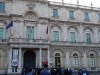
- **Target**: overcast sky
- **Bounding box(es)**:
[48,0,100,8]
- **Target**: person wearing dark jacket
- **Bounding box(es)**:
[21,68,26,75]
[78,69,82,75]
[68,68,72,75]
[40,68,50,75]
[64,68,69,75]
[26,69,33,75]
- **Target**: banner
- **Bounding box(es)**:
[12,49,19,66]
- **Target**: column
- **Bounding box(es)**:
[48,48,50,67]
[82,51,87,68]
[66,51,70,67]
[94,26,99,43]
[8,48,12,68]
[79,25,84,42]
[8,47,12,73]
[62,24,67,41]
[18,48,21,68]
[39,48,42,68]
[98,50,100,70]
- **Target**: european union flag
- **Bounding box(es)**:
[6,21,13,29]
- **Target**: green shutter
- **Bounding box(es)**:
[53,31,59,41]
[70,32,76,43]
[26,26,34,40]
[0,2,5,11]
[86,33,91,44]
[53,9,58,16]
[84,12,89,20]
[69,11,74,19]
[0,27,4,40]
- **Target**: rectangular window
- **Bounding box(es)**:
[70,32,76,43]
[53,9,58,17]
[90,58,95,67]
[86,33,91,44]
[69,10,74,19]
[73,57,78,67]
[0,2,5,11]
[98,14,100,21]
[26,26,34,40]
[53,31,59,41]
[84,12,89,21]
[0,27,4,40]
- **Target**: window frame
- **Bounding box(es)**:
[86,33,91,44]
[52,9,58,17]
[26,26,34,40]
[90,54,95,67]
[55,53,61,67]
[69,10,75,20]
[0,2,5,11]
[70,32,76,43]
[73,53,79,67]
[84,12,90,21]
[53,31,59,41]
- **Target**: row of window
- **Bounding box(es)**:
[0,1,99,22]
[55,53,95,67]
[0,26,92,43]
[53,9,100,21]
[53,31,91,43]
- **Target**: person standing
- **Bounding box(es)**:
[26,69,33,75]
[21,68,26,75]
[78,69,82,75]
[64,68,69,75]
[68,68,72,75]
[40,67,50,75]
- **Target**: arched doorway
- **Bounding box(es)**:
[23,50,36,68]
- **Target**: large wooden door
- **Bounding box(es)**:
[23,50,36,68]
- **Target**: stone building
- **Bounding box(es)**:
[0,0,100,74]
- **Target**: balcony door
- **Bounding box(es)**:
[23,50,36,68]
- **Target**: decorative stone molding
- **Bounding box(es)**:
[26,2,36,10]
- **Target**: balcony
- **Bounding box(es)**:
[8,38,49,44]
[0,39,8,45]
[0,38,100,47]
[51,41,100,47]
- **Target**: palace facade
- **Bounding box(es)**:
[0,0,100,74]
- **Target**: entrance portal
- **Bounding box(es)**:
[23,50,36,68]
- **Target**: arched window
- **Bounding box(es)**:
[90,54,95,67]
[73,53,79,67]
[55,53,61,67]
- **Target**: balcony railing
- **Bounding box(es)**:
[0,38,100,47]
[8,38,49,44]
[51,41,100,47]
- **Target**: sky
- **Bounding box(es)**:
[48,0,100,8]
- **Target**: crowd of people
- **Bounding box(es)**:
[21,67,72,75]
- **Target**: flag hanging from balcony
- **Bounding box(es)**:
[6,21,13,29]
[46,26,48,34]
